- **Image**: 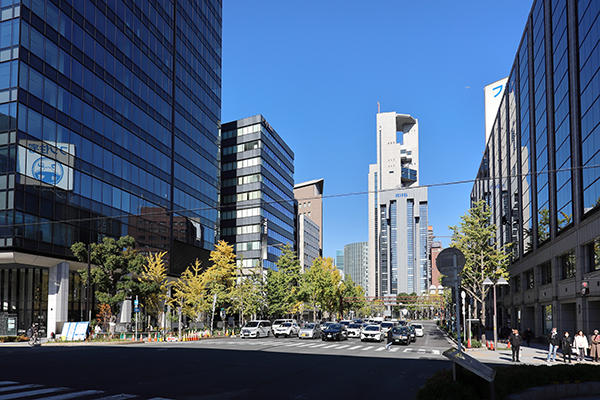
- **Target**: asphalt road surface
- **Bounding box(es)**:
[0,321,454,400]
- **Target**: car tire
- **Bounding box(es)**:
[361,338,364,342]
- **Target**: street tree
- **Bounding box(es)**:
[138,251,170,329]
[202,240,237,310]
[172,259,210,326]
[266,245,301,318]
[449,199,512,328]
[71,235,146,316]
[340,274,366,317]
[229,262,265,324]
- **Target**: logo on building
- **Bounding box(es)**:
[32,157,64,185]
[395,193,408,198]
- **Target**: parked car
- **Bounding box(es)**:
[391,327,410,345]
[339,320,352,327]
[360,324,384,342]
[274,322,300,338]
[321,323,348,341]
[240,320,272,338]
[411,323,424,337]
[407,325,416,342]
[346,323,363,338]
[298,322,321,339]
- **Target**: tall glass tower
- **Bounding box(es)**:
[0,0,221,335]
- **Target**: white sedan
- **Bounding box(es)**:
[411,323,424,337]
[360,324,384,342]
[346,323,363,338]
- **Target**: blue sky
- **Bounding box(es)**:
[221,1,534,260]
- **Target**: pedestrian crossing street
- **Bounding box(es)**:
[204,340,442,356]
[0,381,173,400]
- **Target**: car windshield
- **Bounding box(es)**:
[302,323,315,329]
[397,327,408,333]
[412,324,422,329]
[281,323,292,327]
[348,324,361,328]
[273,320,286,325]
[326,324,341,330]
[244,322,259,328]
[381,322,393,328]
[365,325,379,331]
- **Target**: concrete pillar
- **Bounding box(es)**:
[47,262,69,338]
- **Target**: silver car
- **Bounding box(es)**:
[298,322,321,339]
[346,323,363,338]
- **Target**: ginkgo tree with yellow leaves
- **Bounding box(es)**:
[138,251,171,330]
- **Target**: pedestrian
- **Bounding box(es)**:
[385,326,394,350]
[509,328,523,362]
[591,330,600,362]
[561,331,573,364]
[546,327,560,362]
[524,327,533,346]
[574,330,589,362]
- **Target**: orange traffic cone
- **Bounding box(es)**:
[507,341,511,349]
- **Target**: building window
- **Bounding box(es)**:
[559,250,576,279]
[587,237,600,272]
[543,304,553,335]
[525,269,534,290]
[512,275,521,293]
[540,261,552,285]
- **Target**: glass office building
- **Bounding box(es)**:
[0,0,221,336]
[472,0,600,336]
[220,115,295,271]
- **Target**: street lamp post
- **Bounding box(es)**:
[483,276,508,351]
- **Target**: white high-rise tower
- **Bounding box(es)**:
[368,111,429,298]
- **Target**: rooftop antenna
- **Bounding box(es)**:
[377,102,380,113]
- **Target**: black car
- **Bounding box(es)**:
[321,323,348,341]
[391,327,410,345]
[407,325,416,342]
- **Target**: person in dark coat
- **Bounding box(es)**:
[385,327,394,350]
[524,327,533,346]
[509,328,523,362]
[561,331,573,364]
[547,327,560,362]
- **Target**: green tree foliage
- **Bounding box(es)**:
[229,262,265,324]
[340,274,366,316]
[266,245,301,317]
[172,259,209,324]
[71,236,146,315]
[449,199,512,327]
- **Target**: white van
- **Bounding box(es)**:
[272,319,298,332]
[240,320,272,338]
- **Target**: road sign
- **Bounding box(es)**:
[134,307,140,313]
[134,299,139,306]
[436,247,465,276]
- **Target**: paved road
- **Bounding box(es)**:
[0,321,453,400]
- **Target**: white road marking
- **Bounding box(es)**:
[389,348,399,352]
[348,346,362,350]
[94,395,139,400]
[0,385,42,393]
[360,346,373,351]
[0,388,68,400]
[374,347,386,352]
[322,344,339,349]
[336,345,350,349]
[432,350,440,355]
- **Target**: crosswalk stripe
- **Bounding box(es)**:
[417,349,426,353]
[432,350,440,355]
[36,390,104,399]
[361,346,373,351]
[348,346,362,350]
[322,344,339,349]
[0,385,42,393]
[374,347,386,352]
[0,387,68,400]
[310,343,326,348]
[403,348,411,353]
[389,348,399,352]
[336,345,350,349]
[94,395,138,400]
[285,343,301,347]
[0,385,17,388]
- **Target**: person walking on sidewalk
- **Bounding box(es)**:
[547,327,560,362]
[574,330,589,362]
[590,330,600,362]
[385,326,394,350]
[561,331,573,364]
[524,327,533,346]
[509,328,523,362]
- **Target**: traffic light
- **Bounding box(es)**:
[581,281,590,296]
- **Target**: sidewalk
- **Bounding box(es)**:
[442,327,600,400]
